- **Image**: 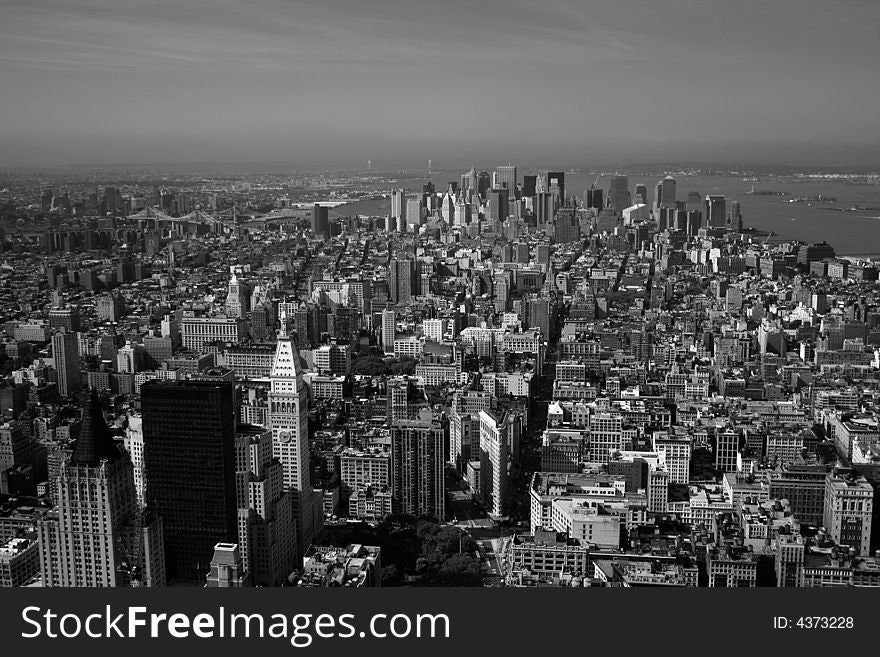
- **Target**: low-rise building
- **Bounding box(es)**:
[0,536,40,587]
[506,530,590,578]
[593,557,698,587]
[548,498,621,550]
[300,544,381,587]
[707,546,758,587]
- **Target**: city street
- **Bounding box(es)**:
[445,468,510,585]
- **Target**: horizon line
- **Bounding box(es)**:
[4,157,880,175]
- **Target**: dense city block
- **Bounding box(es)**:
[0,164,879,588]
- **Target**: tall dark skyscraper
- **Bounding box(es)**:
[705,194,727,229]
[142,380,238,584]
[311,204,330,237]
[608,175,630,214]
[586,185,604,210]
[674,209,689,232]
[522,175,537,198]
[488,188,509,222]
[535,191,554,227]
[391,412,445,520]
[389,257,417,304]
[477,171,491,199]
[422,181,436,209]
[51,330,81,398]
[687,210,703,235]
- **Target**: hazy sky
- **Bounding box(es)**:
[1,0,879,168]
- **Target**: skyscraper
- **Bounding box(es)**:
[268,319,319,558]
[547,171,565,206]
[824,471,874,557]
[686,210,703,235]
[478,410,510,519]
[728,200,743,232]
[460,168,477,197]
[250,301,272,342]
[225,271,247,319]
[608,176,630,214]
[705,195,727,229]
[103,186,124,215]
[476,171,491,199]
[586,185,604,210]
[390,411,445,520]
[381,308,396,354]
[293,300,326,348]
[655,176,677,210]
[536,244,551,268]
[389,257,417,304]
[466,167,478,192]
[553,207,580,243]
[405,197,423,231]
[116,341,140,374]
[0,420,34,495]
[526,297,552,338]
[51,330,81,398]
[535,191,554,227]
[454,198,472,226]
[311,204,330,237]
[234,425,295,586]
[391,189,407,228]
[142,380,238,583]
[488,188,509,222]
[422,181,435,205]
[38,390,165,587]
[495,164,517,198]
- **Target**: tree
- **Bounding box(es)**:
[389,357,417,376]
[437,554,482,586]
[351,355,390,375]
[433,526,477,556]
[379,564,402,587]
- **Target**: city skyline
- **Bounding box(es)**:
[1,162,879,590]
[2,0,880,167]
[2,0,880,600]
